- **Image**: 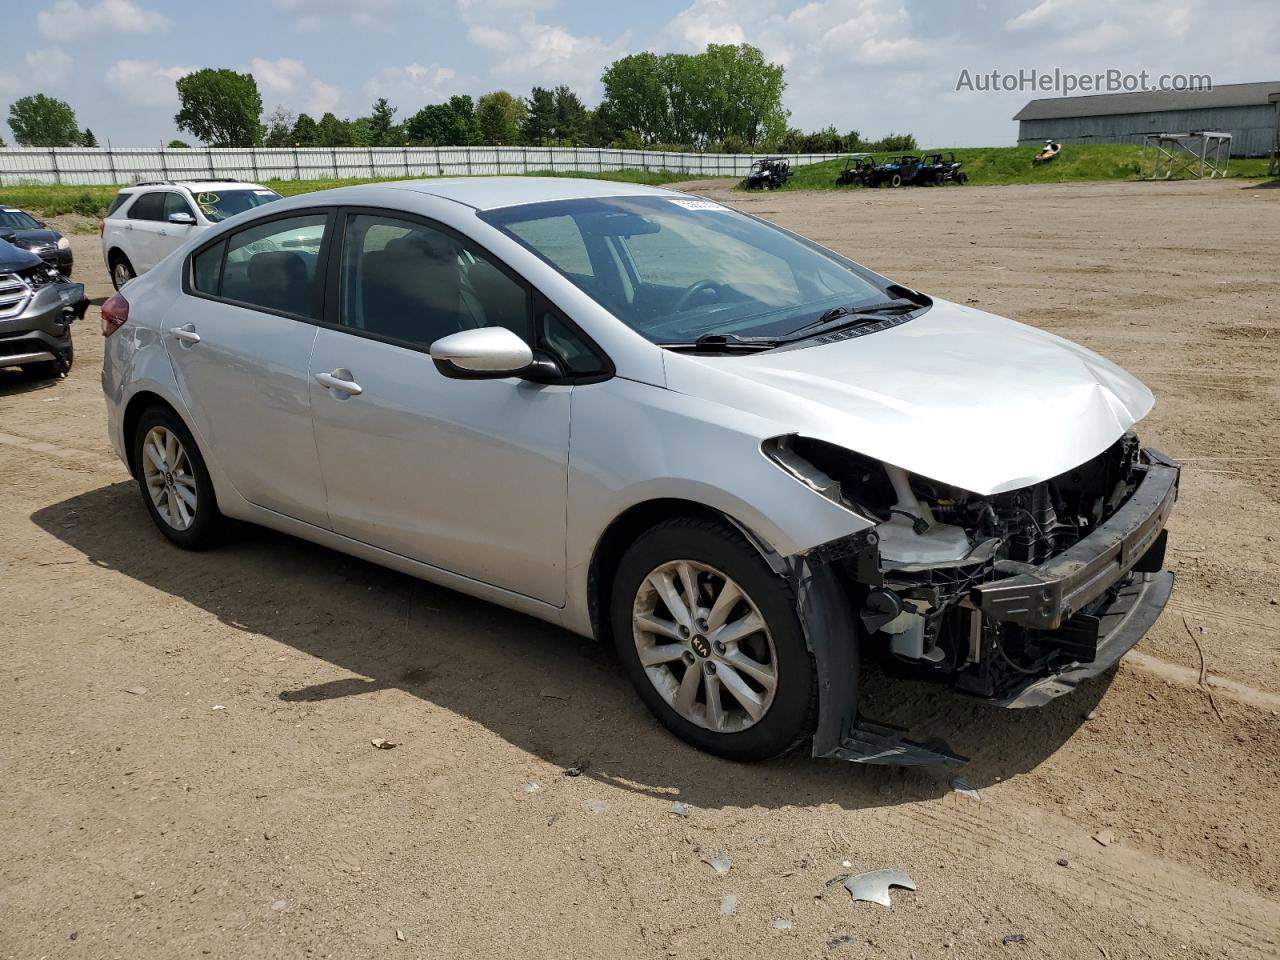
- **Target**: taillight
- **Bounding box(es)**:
[101,292,129,337]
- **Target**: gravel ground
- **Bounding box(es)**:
[2,177,1278,959]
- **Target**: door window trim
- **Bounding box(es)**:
[182,206,337,325]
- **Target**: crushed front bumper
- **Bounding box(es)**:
[0,280,86,369]
[972,451,1179,630]
[971,449,1180,707]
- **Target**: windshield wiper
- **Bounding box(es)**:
[675,333,777,353]
[780,298,922,342]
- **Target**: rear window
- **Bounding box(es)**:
[192,188,282,223]
[0,209,40,229]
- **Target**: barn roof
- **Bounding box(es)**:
[1014,81,1280,121]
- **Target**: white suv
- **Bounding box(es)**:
[101,179,281,289]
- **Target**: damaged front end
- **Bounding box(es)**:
[0,239,87,373]
[767,432,1178,765]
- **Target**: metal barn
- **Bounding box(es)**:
[1014,81,1280,157]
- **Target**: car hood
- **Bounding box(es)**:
[661,298,1154,495]
[0,228,60,248]
[0,237,44,273]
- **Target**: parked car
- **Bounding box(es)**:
[834,155,875,187]
[0,237,88,379]
[914,152,968,186]
[101,179,282,289]
[101,178,1177,765]
[743,158,793,190]
[0,205,74,276]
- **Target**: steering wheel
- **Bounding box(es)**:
[673,278,725,313]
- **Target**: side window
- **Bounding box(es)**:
[163,192,195,221]
[127,192,165,221]
[106,193,131,216]
[191,240,224,294]
[221,213,328,319]
[339,213,529,349]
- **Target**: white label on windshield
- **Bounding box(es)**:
[254,190,275,196]
[668,198,727,212]
[1,208,18,212]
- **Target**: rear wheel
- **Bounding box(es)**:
[889,173,902,188]
[611,517,817,761]
[110,254,135,290]
[131,406,222,549]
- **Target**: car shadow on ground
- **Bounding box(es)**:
[33,481,1107,811]
[0,366,62,397]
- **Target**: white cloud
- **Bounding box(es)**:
[37,0,171,40]
[250,57,341,116]
[364,64,458,106]
[0,48,72,100]
[105,60,197,107]
[1003,0,1192,54]
[456,0,626,96]
[670,0,746,48]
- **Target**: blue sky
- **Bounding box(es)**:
[2,0,1277,147]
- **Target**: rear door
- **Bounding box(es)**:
[124,191,169,271]
[165,210,334,528]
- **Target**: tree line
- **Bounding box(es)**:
[4,43,916,155]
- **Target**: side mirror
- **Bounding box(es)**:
[168,211,196,226]
[429,327,535,379]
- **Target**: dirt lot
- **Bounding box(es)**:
[2,178,1278,959]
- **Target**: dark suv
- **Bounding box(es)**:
[0,238,88,379]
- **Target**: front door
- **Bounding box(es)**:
[307,211,571,605]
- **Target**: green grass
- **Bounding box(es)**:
[0,168,692,218]
[764,144,1274,191]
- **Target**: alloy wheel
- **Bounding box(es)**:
[632,559,778,733]
[141,425,197,531]
[113,261,132,288]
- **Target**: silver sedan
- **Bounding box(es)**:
[101,178,1177,765]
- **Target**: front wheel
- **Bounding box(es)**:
[611,517,817,761]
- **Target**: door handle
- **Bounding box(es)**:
[314,369,363,396]
[168,323,201,345]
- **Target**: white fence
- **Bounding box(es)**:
[0,145,848,187]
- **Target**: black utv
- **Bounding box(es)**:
[915,152,968,185]
[744,157,793,190]
[835,155,875,187]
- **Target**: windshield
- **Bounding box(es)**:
[479,196,891,343]
[0,209,41,230]
[191,188,282,223]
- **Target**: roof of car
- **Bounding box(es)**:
[121,179,269,192]
[371,176,681,211]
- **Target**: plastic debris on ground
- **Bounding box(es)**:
[705,852,732,874]
[843,869,916,907]
[950,777,981,801]
[585,798,608,813]
[370,738,398,750]
[670,801,691,817]
[719,894,737,916]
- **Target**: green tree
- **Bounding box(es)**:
[174,68,263,147]
[404,95,475,146]
[263,106,296,147]
[521,86,557,144]
[599,52,671,145]
[476,91,526,145]
[80,128,98,147]
[291,113,318,146]
[367,97,399,146]
[167,139,191,148]
[315,112,353,147]
[6,94,82,146]
[553,85,588,144]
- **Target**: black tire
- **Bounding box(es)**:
[110,253,135,290]
[610,516,817,761]
[889,173,902,188]
[131,405,223,549]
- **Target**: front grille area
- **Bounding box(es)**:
[0,273,32,319]
[0,337,43,358]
